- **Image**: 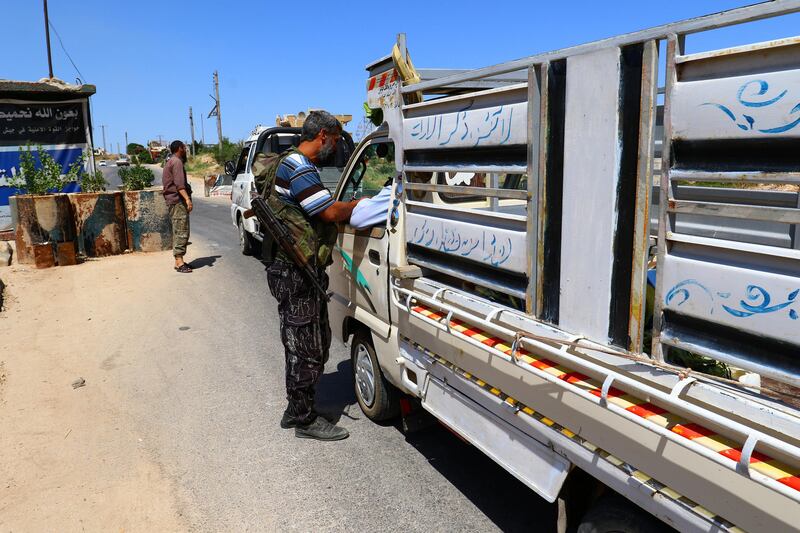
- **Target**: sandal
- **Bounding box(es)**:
[175,264,193,273]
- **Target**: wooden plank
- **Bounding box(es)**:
[628,39,659,354]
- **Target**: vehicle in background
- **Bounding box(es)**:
[98,160,107,167]
[228,125,354,255]
[115,156,130,167]
[328,5,800,532]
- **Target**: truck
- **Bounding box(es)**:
[324,2,800,532]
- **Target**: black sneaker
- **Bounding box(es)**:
[295,417,349,441]
[280,410,299,429]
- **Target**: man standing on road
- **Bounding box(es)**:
[162,140,193,273]
[266,111,360,441]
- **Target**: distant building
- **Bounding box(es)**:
[147,140,168,160]
[276,110,352,128]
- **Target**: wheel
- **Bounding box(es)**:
[351,329,400,421]
[238,216,253,255]
[577,494,670,533]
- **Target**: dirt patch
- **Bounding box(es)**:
[0,258,186,531]
[0,361,6,404]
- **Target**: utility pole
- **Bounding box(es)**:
[100,125,107,153]
[189,106,196,157]
[125,131,128,154]
[116,142,120,155]
[43,0,54,78]
[200,114,205,145]
[213,70,223,155]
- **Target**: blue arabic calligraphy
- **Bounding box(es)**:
[409,105,515,147]
[411,220,513,267]
[700,79,800,134]
[665,279,799,320]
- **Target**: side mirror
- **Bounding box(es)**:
[224,160,236,176]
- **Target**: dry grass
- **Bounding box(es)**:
[185,153,222,178]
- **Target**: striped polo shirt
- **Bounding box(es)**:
[274,151,334,217]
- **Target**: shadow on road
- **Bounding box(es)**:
[318,358,557,531]
[189,255,222,269]
[316,359,361,424]
[403,424,558,531]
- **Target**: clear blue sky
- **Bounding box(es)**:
[5,1,800,151]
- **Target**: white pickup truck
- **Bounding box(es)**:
[227,125,354,255]
[326,3,800,532]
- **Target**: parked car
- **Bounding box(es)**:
[228,126,353,255]
[116,156,130,167]
[98,160,107,167]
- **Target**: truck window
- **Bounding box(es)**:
[234,145,251,176]
[341,141,394,200]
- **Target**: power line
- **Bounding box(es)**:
[47,20,86,81]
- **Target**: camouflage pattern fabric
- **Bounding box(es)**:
[169,202,190,257]
[267,260,331,424]
[252,148,338,267]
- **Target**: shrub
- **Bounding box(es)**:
[80,169,109,192]
[10,144,84,195]
[119,163,155,191]
[135,150,154,164]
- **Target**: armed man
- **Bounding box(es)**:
[254,110,360,441]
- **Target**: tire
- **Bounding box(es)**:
[238,216,253,255]
[351,329,400,421]
[577,494,670,533]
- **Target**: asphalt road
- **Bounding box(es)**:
[119,191,557,531]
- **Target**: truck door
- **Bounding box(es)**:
[328,138,394,338]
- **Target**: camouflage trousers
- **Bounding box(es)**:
[169,202,190,257]
[266,260,331,424]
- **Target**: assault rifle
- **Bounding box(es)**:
[244,196,330,301]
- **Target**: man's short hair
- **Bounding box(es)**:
[299,110,342,142]
[170,140,185,153]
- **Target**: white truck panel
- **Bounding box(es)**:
[403,101,527,150]
[661,253,800,344]
[671,69,800,140]
[406,211,527,273]
[558,48,622,343]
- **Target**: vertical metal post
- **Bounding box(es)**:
[397,33,407,62]
[214,71,223,156]
[201,114,205,145]
[43,0,54,78]
[488,173,499,211]
[627,40,659,354]
[651,34,682,362]
[100,124,107,153]
[527,64,543,316]
[535,63,549,317]
[124,131,128,154]
[189,106,196,157]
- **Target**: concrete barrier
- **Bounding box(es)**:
[69,191,127,257]
[11,194,77,266]
[123,189,172,252]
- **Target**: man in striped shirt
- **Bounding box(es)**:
[267,110,360,441]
